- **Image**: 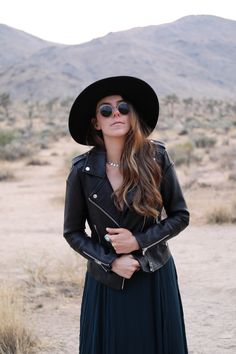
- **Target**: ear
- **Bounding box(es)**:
[92,117,101,130]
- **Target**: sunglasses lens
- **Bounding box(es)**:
[118,102,130,115]
[98,102,130,117]
[99,105,113,117]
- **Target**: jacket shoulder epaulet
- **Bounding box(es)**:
[150,139,166,151]
[72,151,89,167]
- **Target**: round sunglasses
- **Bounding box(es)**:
[97,102,130,118]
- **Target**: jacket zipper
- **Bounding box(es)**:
[142,234,170,255]
[121,278,125,290]
[93,224,101,244]
[83,250,110,269]
[88,196,120,226]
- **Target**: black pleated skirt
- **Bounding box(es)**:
[79,256,188,354]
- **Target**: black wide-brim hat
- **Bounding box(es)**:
[68,76,159,145]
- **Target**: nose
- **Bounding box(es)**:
[113,107,120,118]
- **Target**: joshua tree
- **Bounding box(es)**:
[183,97,194,117]
[163,94,179,119]
[0,92,11,121]
[46,97,59,123]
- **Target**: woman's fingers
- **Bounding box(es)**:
[106,227,121,234]
[111,255,140,278]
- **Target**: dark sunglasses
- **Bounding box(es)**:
[97,102,130,118]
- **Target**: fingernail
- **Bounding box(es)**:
[104,234,111,242]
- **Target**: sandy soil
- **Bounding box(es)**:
[0,137,235,354]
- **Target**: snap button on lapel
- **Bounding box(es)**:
[85,166,90,171]
[93,194,98,199]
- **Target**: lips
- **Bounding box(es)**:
[111,121,124,126]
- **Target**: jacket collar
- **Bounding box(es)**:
[82,147,107,178]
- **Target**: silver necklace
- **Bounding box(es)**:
[106,161,120,168]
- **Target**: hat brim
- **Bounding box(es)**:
[68,76,159,145]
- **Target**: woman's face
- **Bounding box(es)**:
[94,95,131,140]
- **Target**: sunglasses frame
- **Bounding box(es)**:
[97,101,130,118]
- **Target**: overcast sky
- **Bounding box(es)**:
[0,0,235,44]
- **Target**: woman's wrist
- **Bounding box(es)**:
[131,236,140,251]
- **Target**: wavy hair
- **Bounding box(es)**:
[87,105,163,218]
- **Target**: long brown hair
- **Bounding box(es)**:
[87,105,163,218]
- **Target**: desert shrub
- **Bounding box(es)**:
[0,285,39,354]
[193,135,216,148]
[228,171,236,181]
[219,147,236,169]
[35,125,67,150]
[26,159,50,166]
[0,128,36,161]
[24,253,86,294]
[0,130,16,147]
[185,116,201,129]
[179,129,188,135]
[0,169,15,181]
[206,204,236,224]
[169,141,195,166]
[0,141,34,161]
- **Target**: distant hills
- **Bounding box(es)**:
[0,15,235,101]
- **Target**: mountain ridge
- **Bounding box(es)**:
[0,15,235,100]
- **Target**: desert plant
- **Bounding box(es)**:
[0,130,16,147]
[24,258,51,287]
[163,94,179,119]
[57,253,87,287]
[206,203,236,224]
[0,285,39,354]
[0,169,15,181]
[193,135,216,148]
[169,141,195,166]
[0,92,11,120]
[0,141,34,161]
[26,159,50,166]
[24,253,86,291]
[24,97,36,132]
[228,171,236,182]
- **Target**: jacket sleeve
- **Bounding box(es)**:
[63,163,118,270]
[133,148,190,263]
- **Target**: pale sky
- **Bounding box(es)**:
[0,0,235,44]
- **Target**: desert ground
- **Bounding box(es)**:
[0,135,235,354]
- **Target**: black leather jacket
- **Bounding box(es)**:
[63,140,190,289]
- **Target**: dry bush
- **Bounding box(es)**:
[23,253,86,297]
[169,141,196,166]
[0,169,15,181]
[228,171,236,181]
[26,159,50,166]
[206,202,236,224]
[0,141,34,161]
[24,258,51,287]
[57,253,87,287]
[0,285,39,354]
[193,135,216,148]
[0,130,34,161]
[221,148,236,169]
[0,130,16,147]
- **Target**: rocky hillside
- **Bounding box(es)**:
[0,15,235,100]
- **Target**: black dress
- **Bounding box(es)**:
[79,256,188,354]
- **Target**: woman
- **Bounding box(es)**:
[64,76,190,354]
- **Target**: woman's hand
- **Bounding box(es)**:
[106,227,140,254]
[111,254,140,279]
